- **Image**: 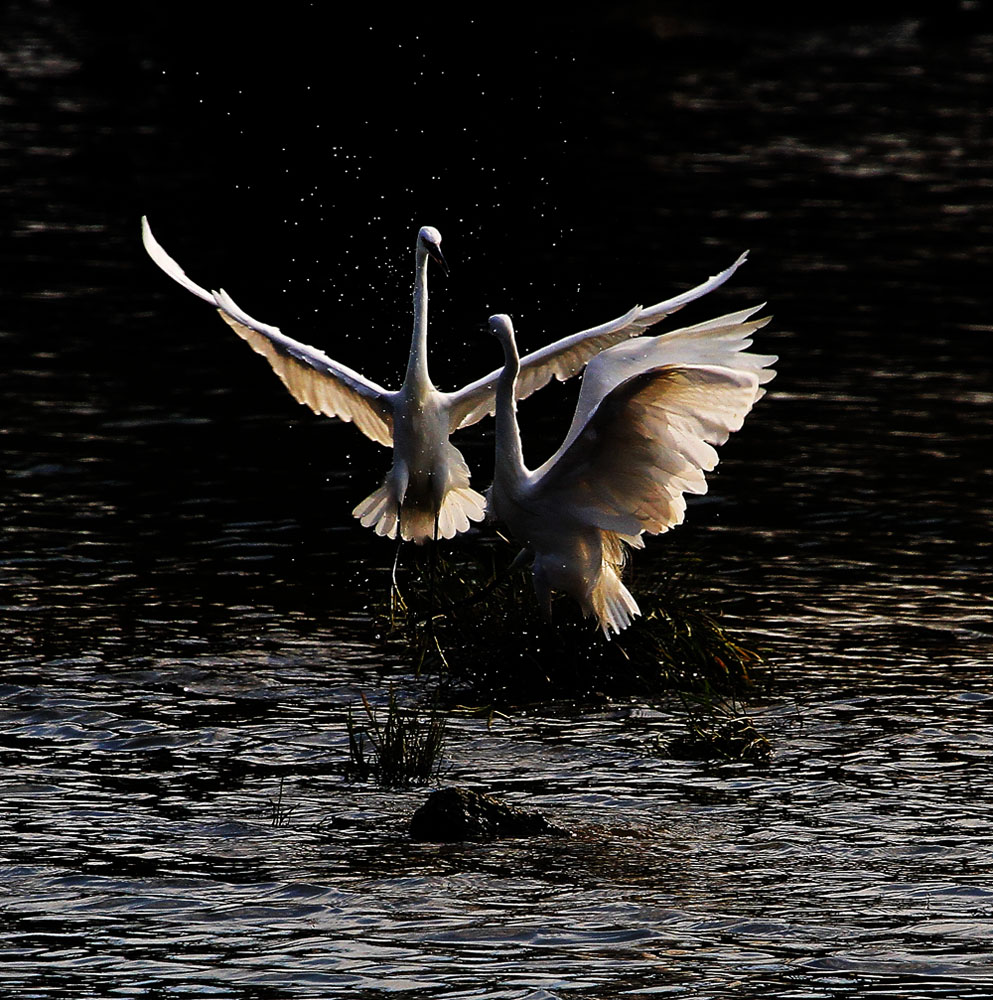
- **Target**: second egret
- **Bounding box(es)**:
[485,308,776,636]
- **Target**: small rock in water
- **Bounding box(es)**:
[410,786,569,842]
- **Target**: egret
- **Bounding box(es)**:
[142,217,749,543]
[485,308,776,636]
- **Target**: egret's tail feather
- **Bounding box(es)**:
[431,486,487,542]
[353,485,399,539]
[591,564,641,638]
[353,483,486,544]
[399,507,437,545]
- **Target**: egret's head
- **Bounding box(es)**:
[418,225,442,247]
[417,226,448,275]
[488,314,514,342]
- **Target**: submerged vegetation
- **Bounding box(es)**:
[263,777,296,828]
[654,694,773,763]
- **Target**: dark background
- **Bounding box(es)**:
[5,1,991,598]
[3,5,993,996]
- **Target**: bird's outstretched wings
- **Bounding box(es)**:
[446,251,749,432]
[548,305,775,464]
[533,363,764,539]
[141,217,394,447]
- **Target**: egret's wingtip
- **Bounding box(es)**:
[214,287,240,315]
[140,216,158,254]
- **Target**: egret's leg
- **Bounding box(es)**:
[532,566,554,624]
[427,509,440,614]
[390,532,406,618]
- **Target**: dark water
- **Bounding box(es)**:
[3,5,992,998]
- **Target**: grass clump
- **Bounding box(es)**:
[265,777,297,827]
[654,695,773,763]
[346,689,446,787]
[380,542,766,705]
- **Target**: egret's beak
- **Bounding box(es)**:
[428,245,449,277]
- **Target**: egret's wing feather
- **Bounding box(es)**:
[142,217,394,447]
[142,215,216,304]
[542,306,775,469]
[534,364,765,537]
[212,290,394,446]
[447,252,749,432]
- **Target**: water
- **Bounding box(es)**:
[3,5,992,997]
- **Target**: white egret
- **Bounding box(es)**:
[485,308,776,636]
[142,217,748,543]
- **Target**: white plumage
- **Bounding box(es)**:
[142,216,748,543]
[485,307,776,636]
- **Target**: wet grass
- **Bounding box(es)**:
[346,690,447,787]
[655,695,774,763]
[380,540,768,706]
[264,777,296,827]
[363,540,777,767]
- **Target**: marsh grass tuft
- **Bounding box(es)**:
[264,777,296,827]
[347,690,446,787]
[380,542,766,704]
[654,693,773,763]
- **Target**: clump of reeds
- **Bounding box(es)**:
[346,689,446,787]
[653,694,773,763]
[379,541,766,704]
[262,777,296,827]
[630,565,764,692]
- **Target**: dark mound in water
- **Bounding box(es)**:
[410,786,570,842]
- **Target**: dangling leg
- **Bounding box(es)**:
[427,507,440,616]
[407,507,441,626]
[532,564,555,624]
[390,517,406,620]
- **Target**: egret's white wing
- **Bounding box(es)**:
[142,216,217,304]
[447,252,750,431]
[533,364,764,538]
[142,217,394,447]
[542,306,775,471]
[211,290,395,446]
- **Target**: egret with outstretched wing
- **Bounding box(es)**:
[485,308,776,636]
[143,217,747,542]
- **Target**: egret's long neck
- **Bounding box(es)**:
[495,335,526,479]
[406,248,432,391]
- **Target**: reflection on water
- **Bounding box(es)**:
[2,659,991,995]
[3,7,993,998]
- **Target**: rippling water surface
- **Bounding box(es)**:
[3,6,992,998]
